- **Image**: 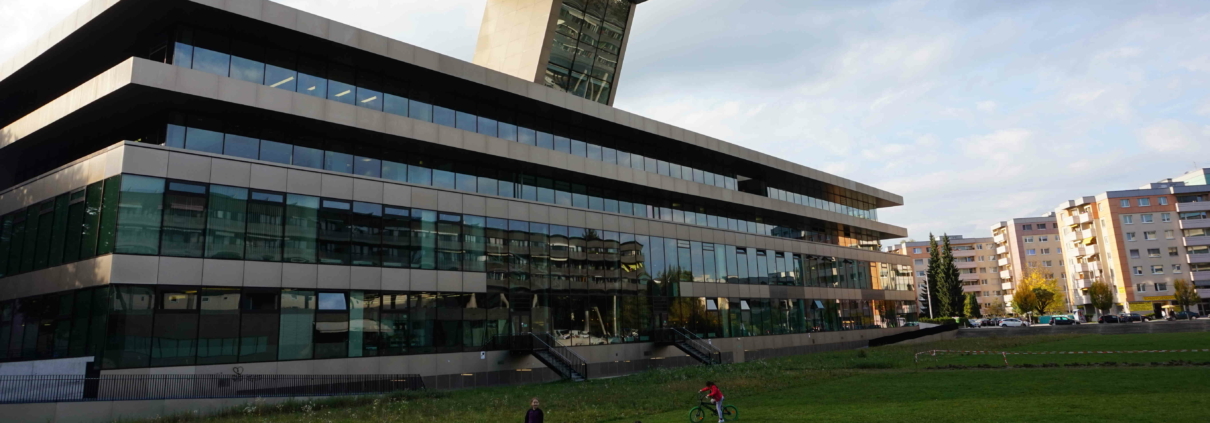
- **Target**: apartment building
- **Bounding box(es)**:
[1055,172,1210,316]
[891,236,1002,317]
[990,213,1063,314]
[0,0,916,387]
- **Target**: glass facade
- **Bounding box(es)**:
[161,28,885,222]
[545,0,632,104]
[0,285,916,369]
[157,115,886,247]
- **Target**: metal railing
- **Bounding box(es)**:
[670,327,723,364]
[0,374,424,404]
[527,332,589,380]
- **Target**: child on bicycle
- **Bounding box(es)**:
[699,381,725,423]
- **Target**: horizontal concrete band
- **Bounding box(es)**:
[0,0,903,206]
[0,58,909,239]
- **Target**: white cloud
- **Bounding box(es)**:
[1138,120,1205,153]
[976,101,997,112]
[1181,56,1210,72]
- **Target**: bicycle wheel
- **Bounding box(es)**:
[688,406,706,422]
[723,405,739,421]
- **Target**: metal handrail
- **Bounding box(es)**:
[671,327,723,364]
[0,374,424,404]
[530,332,589,379]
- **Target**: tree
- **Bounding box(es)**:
[986,297,1007,317]
[936,235,965,317]
[925,234,941,317]
[1174,279,1202,313]
[1013,269,1066,321]
[965,293,983,318]
[1088,280,1115,317]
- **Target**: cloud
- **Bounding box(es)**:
[1138,120,1206,153]
[976,101,997,112]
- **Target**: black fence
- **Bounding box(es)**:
[868,324,958,348]
[0,374,425,404]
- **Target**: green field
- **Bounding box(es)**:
[147,332,1210,423]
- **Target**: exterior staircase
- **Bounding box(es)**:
[516,332,588,382]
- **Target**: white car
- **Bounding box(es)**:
[1000,318,1028,327]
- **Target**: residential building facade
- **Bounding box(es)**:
[1056,174,1210,317]
[990,213,1062,314]
[0,0,915,388]
[891,236,1001,317]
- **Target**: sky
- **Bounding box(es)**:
[3,0,1209,244]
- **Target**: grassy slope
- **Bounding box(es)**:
[150,332,1210,423]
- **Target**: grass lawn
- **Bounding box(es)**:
[148,332,1210,423]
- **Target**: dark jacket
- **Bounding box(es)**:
[526,408,544,423]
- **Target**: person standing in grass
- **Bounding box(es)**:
[525,397,544,423]
[699,381,726,423]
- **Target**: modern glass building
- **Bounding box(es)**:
[0,0,914,388]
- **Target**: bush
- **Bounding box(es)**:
[920,318,961,326]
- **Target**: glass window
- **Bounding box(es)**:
[278,289,315,360]
[384,93,408,117]
[259,140,292,165]
[160,181,209,258]
[434,106,456,127]
[77,182,104,260]
[104,285,155,369]
[456,111,477,132]
[327,70,356,105]
[192,47,230,77]
[324,151,354,174]
[409,98,433,122]
[185,127,224,154]
[572,139,587,157]
[115,175,165,256]
[264,52,297,91]
[246,191,285,262]
[229,56,265,85]
[205,185,248,260]
[350,202,383,266]
[437,214,463,271]
[150,286,199,367]
[318,199,352,265]
[380,207,412,268]
[356,87,383,111]
[314,292,349,359]
[284,194,320,263]
[239,288,279,362]
[354,156,382,178]
[292,146,323,169]
[197,287,240,365]
[412,209,438,270]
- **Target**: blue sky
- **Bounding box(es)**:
[3,0,1208,243]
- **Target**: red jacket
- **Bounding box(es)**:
[700,385,723,401]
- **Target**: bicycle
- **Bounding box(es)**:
[688,392,738,422]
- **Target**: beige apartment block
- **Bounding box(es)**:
[1056,172,1210,317]
[990,213,1062,313]
[891,236,1003,317]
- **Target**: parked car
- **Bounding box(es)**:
[983,318,1001,327]
[1097,315,1120,324]
[1168,311,1200,321]
[1000,318,1028,327]
[1050,316,1078,326]
[1119,313,1150,323]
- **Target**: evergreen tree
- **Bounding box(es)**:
[925,234,941,317]
[965,293,982,318]
[938,234,964,317]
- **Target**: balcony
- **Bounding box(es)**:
[1190,270,1210,282]
[1001,281,1013,290]
[1002,294,1014,303]
[1180,219,1210,230]
[962,284,982,293]
[994,234,1007,244]
[998,257,1010,267]
[1176,202,1210,213]
[1071,292,1091,305]
[1063,213,1092,226]
[953,249,977,257]
[956,261,977,269]
[1184,236,1210,247]
[995,245,1008,255]
[1000,270,1012,280]
[959,273,980,281]
[1075,244,1099,257]
[1200,288,1210,298]
[1072,278,1094,289]
[1188,254,1210,264]
[1073,261,1101,273]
